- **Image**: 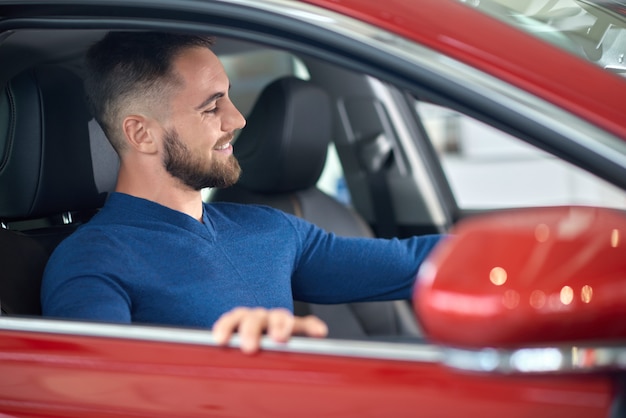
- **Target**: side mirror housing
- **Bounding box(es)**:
[415,206,626,348]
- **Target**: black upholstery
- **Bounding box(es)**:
[0,66,117,315]
[212,77,421,339]
[0,229,48,315]
[234,76,330,194]
[0,66,116,220]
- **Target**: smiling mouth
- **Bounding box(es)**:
[214,142,231,151]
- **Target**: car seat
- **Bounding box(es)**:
[0,65,118,315]
[211,77,422,339]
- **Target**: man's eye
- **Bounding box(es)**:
[204,107,218,114]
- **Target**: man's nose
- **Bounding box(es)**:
[223,100,246,132]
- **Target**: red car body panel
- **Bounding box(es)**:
[304,0,626,140]
[0,330,614,417]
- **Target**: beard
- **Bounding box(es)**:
[162,128,241,191]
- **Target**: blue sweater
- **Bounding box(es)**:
[41,193,442,328]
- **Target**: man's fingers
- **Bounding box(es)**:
[212,307,249,346]
[267,308,295,342]
[268,311,328,341]
[237,308,270,354]
[212,308,328,355]
[293,315,329,338]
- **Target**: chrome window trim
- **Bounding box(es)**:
[0,317,442,363]
[444,345,626,374]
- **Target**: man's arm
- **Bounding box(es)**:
[211,216,443,353]
[292,227,443,304]
[41,272,132,322]
[41,233,133,323]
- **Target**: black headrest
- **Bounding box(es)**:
[234,77,332,193]
[0,66,118,221]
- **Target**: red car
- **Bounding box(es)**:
[1,0,625,416]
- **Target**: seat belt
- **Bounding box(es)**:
[358,133,397,238]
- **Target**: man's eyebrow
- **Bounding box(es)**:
[194,92,225,111]
[194,85,232,111]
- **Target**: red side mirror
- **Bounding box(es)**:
[415,206,626,348]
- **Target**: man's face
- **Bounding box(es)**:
[161,46,246,190]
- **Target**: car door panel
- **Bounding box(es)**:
[0,319,615,418]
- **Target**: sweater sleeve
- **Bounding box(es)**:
[41,230,132,323]
[286,214,444,304]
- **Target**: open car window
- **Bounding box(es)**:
[416,101,626,210]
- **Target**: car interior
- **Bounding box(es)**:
[0,28,449,340]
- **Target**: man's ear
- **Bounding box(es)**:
[122,115,159,154]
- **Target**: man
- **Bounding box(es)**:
[41,32,442,353]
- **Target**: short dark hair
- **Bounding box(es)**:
[84,31,214,152]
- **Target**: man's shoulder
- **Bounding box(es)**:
[52,220,120,257]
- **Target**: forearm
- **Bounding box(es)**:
[292,233,443,304]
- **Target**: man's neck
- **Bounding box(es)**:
[115,166,204,222]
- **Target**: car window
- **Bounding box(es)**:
[417,101,626,210]
[204,49,350,205]
[317,142,352,206]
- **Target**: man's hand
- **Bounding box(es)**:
[212,307,328,354]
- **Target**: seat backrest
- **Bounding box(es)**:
[212,77,421,339]
[0,65,118,315]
